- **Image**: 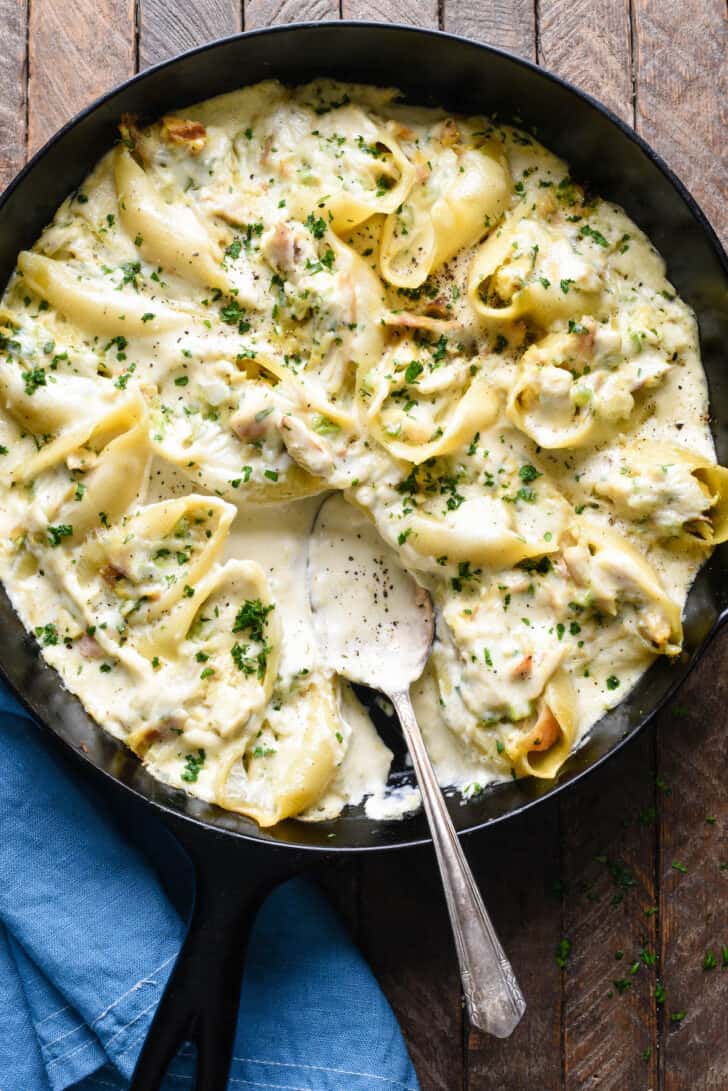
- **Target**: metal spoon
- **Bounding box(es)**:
[308,493,526,1037]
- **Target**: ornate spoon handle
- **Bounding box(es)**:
[390,688,526,1037]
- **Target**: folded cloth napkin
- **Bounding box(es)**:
[0,683,420,1091]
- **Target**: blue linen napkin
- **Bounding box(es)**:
[0,683,420,1091]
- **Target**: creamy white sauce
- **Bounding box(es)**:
[309,493,432,692]
[0,79,721,826]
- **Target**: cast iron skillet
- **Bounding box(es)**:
[1,22,727,1090]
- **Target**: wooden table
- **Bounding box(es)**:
[4,2,726,1087]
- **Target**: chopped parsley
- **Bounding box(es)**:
[220,298,251,333]
[305,213,327,239]
[232,598,274,642]
[579,224,609,247]
[181,748,206,783]
[518,555,552,575]
[22,368,47,396]
[404,360,423,384]
[231,640,271,679]
[35,623,58,646]
[312,415,340,435]
[703,950,718,971]
[518,463,542,484]
[120,260,141,288]
[47,524,73,547]
[555,937,571,969]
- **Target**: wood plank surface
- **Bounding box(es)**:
[633,0,728,246]
[341,0,437,27]
[138,0,242,70]
[27,0,135,154]
[655,641,728,1091]
[633,3,728,1089]
[245,0,339,30]
[17,2,728,1090]
[443,0,536,59]
[466,806,563,1091]
[538,0,633,124]
[561,731,659,1090]
[359,848,465,1091]
[0,0,27,189]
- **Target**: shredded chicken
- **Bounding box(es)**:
[280,415,333,477]
[78,633,104,659]
[161,116,207,155]
[511,654,533,680]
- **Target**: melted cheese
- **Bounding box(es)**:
[0,79,722,825]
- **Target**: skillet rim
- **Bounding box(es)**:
[1,20,727,855]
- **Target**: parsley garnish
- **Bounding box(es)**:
[22,368,47,396]
[231,640,271,679]
[47,524,73,547]
[35,623,58,646]
[518,463,542,484]
[232,599,274,642]
[579,224,609,247]
[305,213,327,239]
[555,938,571,969]
[181,749,206,783]
[404,360,423,384]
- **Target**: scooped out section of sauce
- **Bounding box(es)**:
[308,494,434,693]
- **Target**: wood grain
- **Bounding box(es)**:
[0,0,27,189]
[538,0,633,124]
[560,731,659,1090]
[535,7,662,1086]
[633,3,728,1087]
[341,0,436,27]
[466,806,563,1091]
[244,0,339,29]
[27,0,135,154]
[19,4,728,1089]
[633,0,728,246]
[138,0,242,70]
[655,641,728,1091]
[359,848,464,1091]
[443,0,536,61]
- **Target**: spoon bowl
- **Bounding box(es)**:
[308,493,434,689]
[308,492,526,1037]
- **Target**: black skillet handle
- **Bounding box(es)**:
[129,822,300,1091]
